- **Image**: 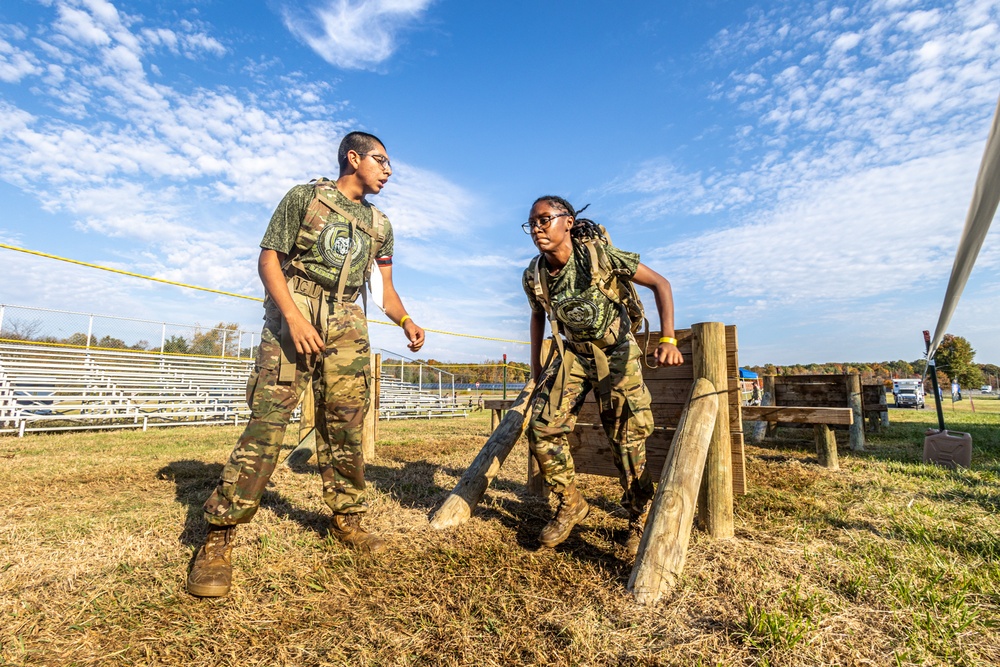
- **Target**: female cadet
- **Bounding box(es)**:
[521,195,684,555]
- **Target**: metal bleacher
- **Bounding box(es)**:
[0,341,253,436]
[378,374,468,420]
[0,342,465,436]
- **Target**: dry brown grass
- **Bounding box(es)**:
[2,409,999,666]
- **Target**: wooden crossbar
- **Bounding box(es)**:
[742,406,853,425]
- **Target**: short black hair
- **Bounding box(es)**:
[338,131,385,173]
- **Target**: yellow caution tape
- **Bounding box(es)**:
[0,243,530,345]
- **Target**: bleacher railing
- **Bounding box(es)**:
[0,303,259,359]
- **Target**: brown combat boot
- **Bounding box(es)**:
[625,502,651,557]
[186,525,236,597]
[538,484,590,548]
[330,513,386,553]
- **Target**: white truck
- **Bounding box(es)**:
[892,378,925,409]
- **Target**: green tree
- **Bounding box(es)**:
[163,335,190,354]
[934,334,981,388]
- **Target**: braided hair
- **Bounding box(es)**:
[532,195,606,242]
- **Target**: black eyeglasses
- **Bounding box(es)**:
[521,213,570,234]
[359,152,392,172]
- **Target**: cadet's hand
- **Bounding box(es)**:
[654,342,683,367]
[287,311,325,355]
[403,319,425,352]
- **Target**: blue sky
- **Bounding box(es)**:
[1,0,998,366]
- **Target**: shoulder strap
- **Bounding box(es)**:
[529,254,566,363]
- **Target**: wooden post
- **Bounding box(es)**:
[286,379,316,467]
[362,351,378,461]
[692,322,734,539]
[763,375,777,439]
[813,424,840,470]
[629,378,719,604]
[373,353,381,442]
[846,373,865,451]
[879,388,889,428]
[747,380,774,444]
[430,380,536,529]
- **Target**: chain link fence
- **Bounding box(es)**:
[0,304,259,359]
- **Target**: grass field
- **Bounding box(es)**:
[1,396,999,666]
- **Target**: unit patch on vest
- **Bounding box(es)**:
[317,221,371,270]
[555,297,599,333]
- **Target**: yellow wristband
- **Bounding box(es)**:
[659,336,677,346]
[399,315,411,327]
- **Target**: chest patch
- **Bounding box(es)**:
[555,297,599,331]
[316,221,370,269]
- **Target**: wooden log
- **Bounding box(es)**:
[742,406,853,425]
[430,379,536,530]
[846,373,865,451]
[763,375,777,439]
[879,388,889,428]
[813,424,840,470]
[692,322,734,539]
[629,378,719,604]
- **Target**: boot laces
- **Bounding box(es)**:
[204,527,232,557]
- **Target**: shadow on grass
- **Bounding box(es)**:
[156,459,223,547]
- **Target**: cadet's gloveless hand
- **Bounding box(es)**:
[287,311,325,355]
[654,343,683,367]
[404,320,425,352]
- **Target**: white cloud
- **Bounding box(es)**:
[278,0,433,71]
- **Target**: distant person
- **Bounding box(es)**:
[187,132,425,598]
[751,382,762,406]
[521,196,683,556]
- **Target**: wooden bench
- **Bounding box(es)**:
[743,405,853,469]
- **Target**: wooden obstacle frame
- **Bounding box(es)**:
[521,324,747,496]
[744,374,866,455]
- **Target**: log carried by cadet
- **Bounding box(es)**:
[430,379,536,530]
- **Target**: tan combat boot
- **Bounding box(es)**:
[538,483,590,548]
[331,513,386,553]
[625,502,651,557]
[186,525,236,597]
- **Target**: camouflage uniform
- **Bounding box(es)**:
[203,182,393,525]
[523,241,655,512]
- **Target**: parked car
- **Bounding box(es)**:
[982,385,993,394]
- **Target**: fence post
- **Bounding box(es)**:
[221,329,227,358]
[0,304,5,335]
[846,373,865,451]
[86,315,94,351]
[160,323,166,356]
[692,321,734,539]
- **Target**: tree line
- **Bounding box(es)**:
[1,318,251,358]
[746,334,997,389]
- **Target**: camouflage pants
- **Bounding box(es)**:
[203,300,371,525]
[527,334,655,512]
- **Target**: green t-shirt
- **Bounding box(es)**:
[523,240,640,342]
[260,183,395,291]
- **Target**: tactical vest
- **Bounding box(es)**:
[274,178,390,382]
[526,230,651,421]
[283,177,389,304]
[526,230,648,348]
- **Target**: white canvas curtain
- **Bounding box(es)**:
[926,93,1000,360]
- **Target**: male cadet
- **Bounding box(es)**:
[187,131,424,598]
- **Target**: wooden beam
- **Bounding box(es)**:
[742,406,854,425]
[629,377,718,604]
[692,322,733,539]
